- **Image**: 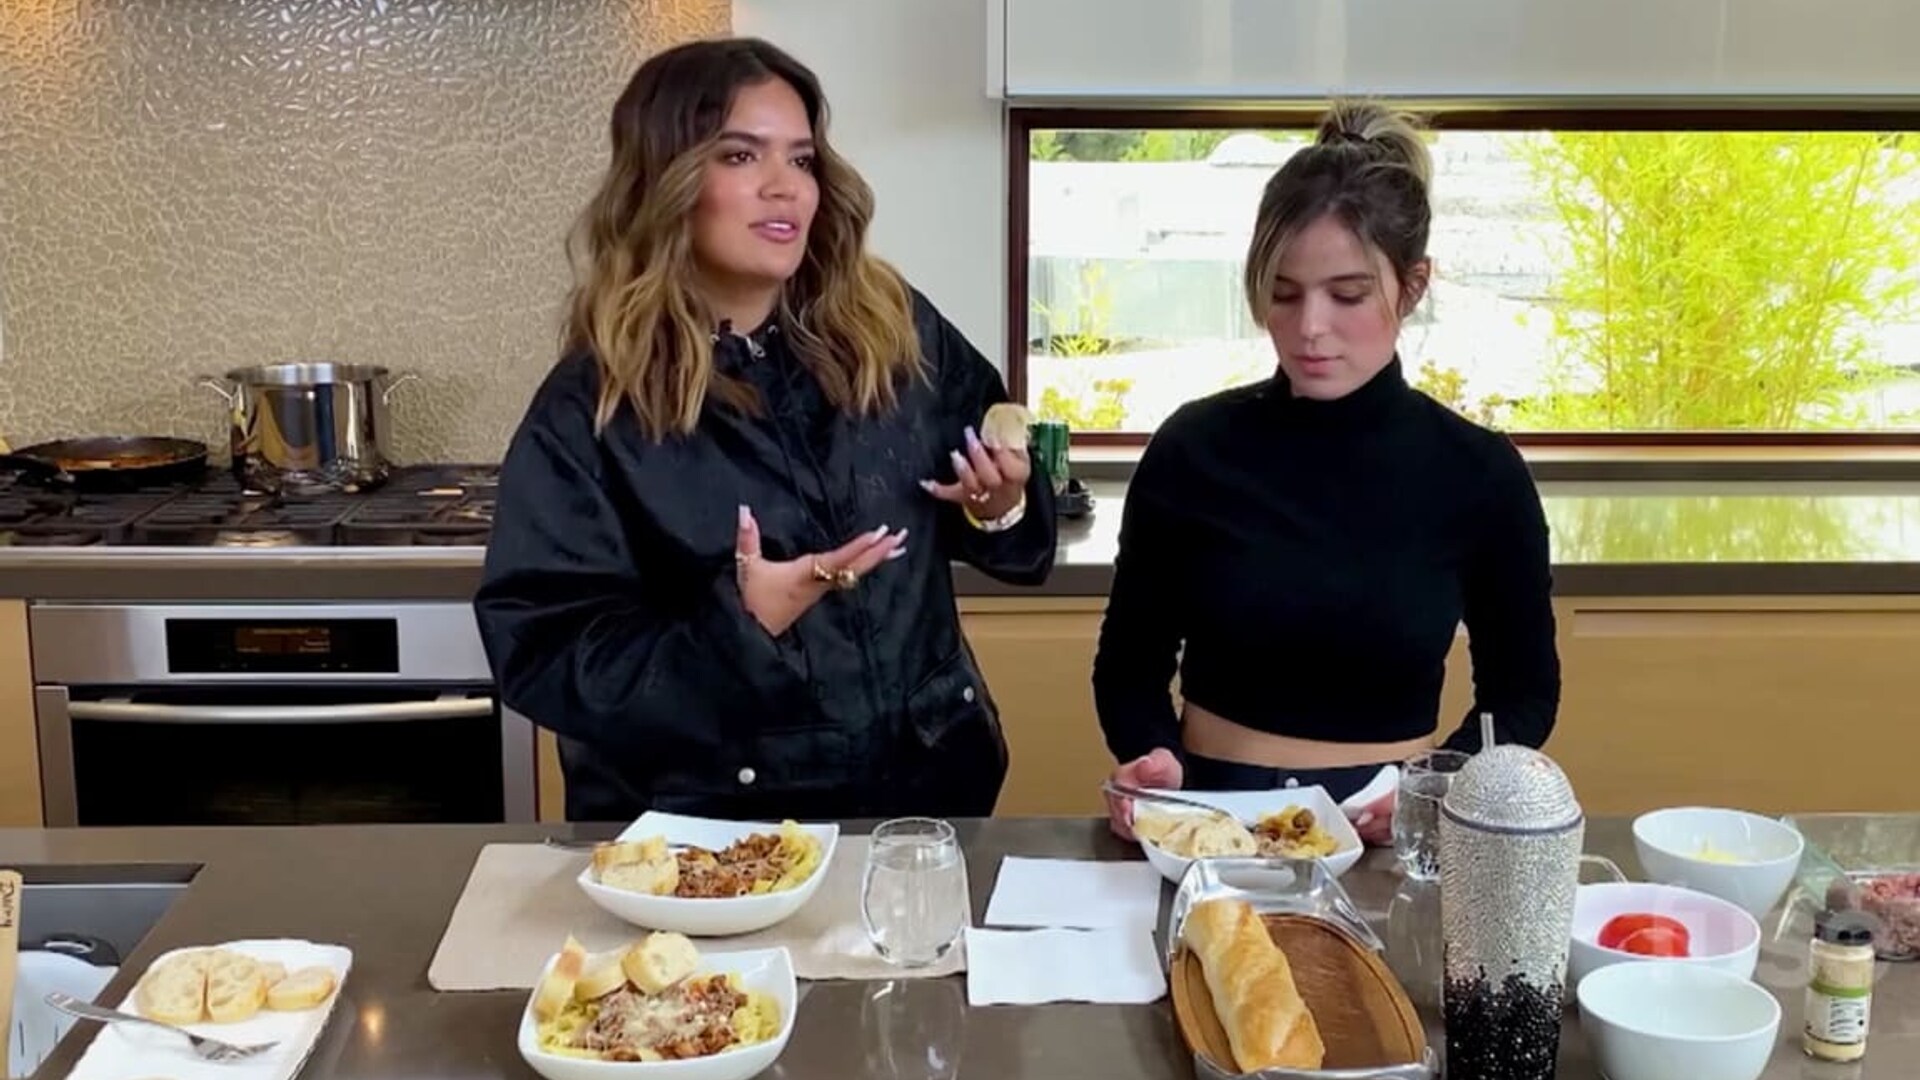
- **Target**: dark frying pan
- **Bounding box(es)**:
[0,436,210,491]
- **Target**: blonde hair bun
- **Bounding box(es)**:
[1314,100,1432,190]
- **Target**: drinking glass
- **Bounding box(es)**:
[861,817,970,968]
[1394,749,1471,880]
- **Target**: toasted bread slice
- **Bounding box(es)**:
[598,858,678,896]
[260,960,288,987]
[205,950,269,1024]
[590,839,657,875]
[265,965,337,1011]
[574,956,629,1002]
[134,951,209,1025]
[622,932,698,995]
[533,936,588,1021]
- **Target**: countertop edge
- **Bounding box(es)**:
[0,547,1918,600]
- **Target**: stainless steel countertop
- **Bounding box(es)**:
[4,818,1911,1079]
[8,479,1920,599]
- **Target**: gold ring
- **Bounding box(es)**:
[968,490,991,504]
[810,556,834,584]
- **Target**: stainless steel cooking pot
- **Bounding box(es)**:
[199,363,416,494]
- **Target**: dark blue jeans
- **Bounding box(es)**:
[1182,751,1385,804]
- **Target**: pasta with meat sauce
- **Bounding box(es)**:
[532,933,781,1062]
[591,821,823,900]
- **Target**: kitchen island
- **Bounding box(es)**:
[6,818,1913,1079]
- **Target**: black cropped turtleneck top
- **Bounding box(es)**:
[1091,358,1561,763]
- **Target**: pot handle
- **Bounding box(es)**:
[382,372,420,405]
[195,375,237,407]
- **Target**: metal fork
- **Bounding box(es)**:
[1100,780,1240,824]
[44,992,279,1063]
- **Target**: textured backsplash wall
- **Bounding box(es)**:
[0,0,729,464]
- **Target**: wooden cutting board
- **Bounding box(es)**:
[1171,912,1426,1073]
[0,869,19,1078]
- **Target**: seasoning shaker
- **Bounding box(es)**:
[1804,909,1876,1062]
[1438,745,1596,1080]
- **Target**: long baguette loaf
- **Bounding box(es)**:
[1180,899,1325,1072]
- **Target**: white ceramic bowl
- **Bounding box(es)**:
[1569,881,1761,991]
[1134,785,1365,884]
[576,811,839,937]
[1633,807,1803,919]
[1577,962,1781,1080]
[517,944,796,1080]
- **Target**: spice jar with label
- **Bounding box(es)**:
[1804,908,1876,1063]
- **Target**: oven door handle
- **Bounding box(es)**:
[64,695,497,725]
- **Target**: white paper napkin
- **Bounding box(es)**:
[964,926,1166,1006]
[982,857,1162,932]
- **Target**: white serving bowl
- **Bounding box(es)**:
[1569,881,1761,991]
[518,944,796,1080]
[1633,807,1803,919]
[1577,962,1781,1080]
[1134,785,1365,885]
[577,811,839,937]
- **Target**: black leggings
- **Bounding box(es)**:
[1181,751,1386,804]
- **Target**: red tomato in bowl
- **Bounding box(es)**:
[1598,913,1691,953]
[1618,926,1691,957]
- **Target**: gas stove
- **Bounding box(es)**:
[0,464,499,548]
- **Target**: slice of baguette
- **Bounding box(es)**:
[260,960,288,987]
[205,950,269,1024]
[590,839,657,875]
[134,951,209,1026]
[574,956,628,1002]
[622,932,698,995]
[533,936,588,1021]
[266,965,337,1011]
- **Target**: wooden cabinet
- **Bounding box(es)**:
[1549,597,1920,816]
[438,595,1920,824]
[0,599,43,827]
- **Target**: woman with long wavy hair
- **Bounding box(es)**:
[474,37,1057,822]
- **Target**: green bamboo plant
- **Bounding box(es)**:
[1517,131,1920,431]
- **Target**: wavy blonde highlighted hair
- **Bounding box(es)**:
[564,38,921,440]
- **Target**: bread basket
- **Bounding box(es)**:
[1165,858,1437,1080]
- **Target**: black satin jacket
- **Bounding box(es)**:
[474,290,1057,822]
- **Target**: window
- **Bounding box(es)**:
[1009,110,1920,444]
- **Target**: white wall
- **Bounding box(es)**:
[733,1,1009,371]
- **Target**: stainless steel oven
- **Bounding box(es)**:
[30,602,536,827]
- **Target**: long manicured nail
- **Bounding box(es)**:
[965,425,982,448]
[950,450,967,470]
[872,524,890,539]
[886,546,908,561]
[892,528,910,544]
[737,504,749,528]
[918,479,937,493]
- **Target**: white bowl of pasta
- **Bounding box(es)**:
[517,934,795,1080]
[1132,785,1365,885]
[577,811,838,936]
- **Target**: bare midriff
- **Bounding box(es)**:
[1180,701,1434,769]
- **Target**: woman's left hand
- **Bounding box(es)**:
[921,425,1030,520]
[1345,791,1396,847]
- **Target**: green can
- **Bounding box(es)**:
[1029,420,1070,495]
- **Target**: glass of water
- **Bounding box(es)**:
[1394,749,1471,880]
[861,817,970,968]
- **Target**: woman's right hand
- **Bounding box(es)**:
[1104,747,1184,840]
[734,505,907,637]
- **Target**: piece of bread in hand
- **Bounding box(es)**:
[1180,898,1325,1072]
[266,965,337,1011]
[205,950,270,1024]
[134,951,210,1026]
[981,402,1035,450]
[622,932,699,995]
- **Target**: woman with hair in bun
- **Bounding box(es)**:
[476,37,1056,823]
[1094,102,1559,842]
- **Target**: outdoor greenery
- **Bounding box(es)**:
[1512,131,1920,431]
[1030,127,1920,433]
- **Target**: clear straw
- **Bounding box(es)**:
[1479,710,1496,751]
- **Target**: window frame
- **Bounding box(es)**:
[1005,103,1920,448]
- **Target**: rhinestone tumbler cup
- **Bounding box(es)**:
[1438,746,1584,1080]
